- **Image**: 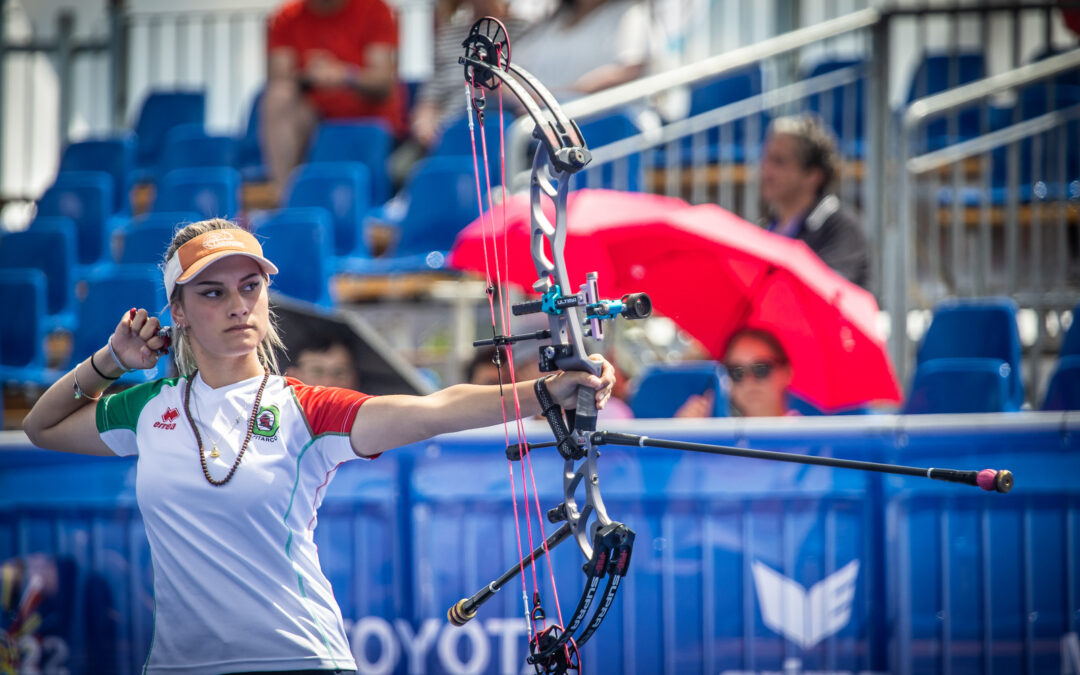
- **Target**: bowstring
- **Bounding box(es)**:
[462,81,533,635]
[464,80,535,638]
[473,67,567,642]
[492,72,569,638]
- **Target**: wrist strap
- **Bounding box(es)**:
[90,351,120,380]
[534,376,582,461]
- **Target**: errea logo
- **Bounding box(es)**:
[154,407,179,430]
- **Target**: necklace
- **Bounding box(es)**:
[189,393,246,459]
[183,369,270,487]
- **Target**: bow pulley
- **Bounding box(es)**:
[461,16,509,91]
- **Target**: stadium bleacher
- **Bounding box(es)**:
[0,7,1075,426]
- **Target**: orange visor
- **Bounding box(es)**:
[163,228,278,298]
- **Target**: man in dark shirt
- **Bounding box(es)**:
[760,114,870,289]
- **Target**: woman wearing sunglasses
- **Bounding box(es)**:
[22,218,616,675]
[674,328,794,418]
[724,328,794,417]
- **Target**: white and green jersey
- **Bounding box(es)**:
[96,372,374,674]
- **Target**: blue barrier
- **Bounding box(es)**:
[0,413,1077,675]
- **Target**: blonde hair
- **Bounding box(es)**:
[162,218,285,377]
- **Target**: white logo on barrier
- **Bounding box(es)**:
[752,559,860,649]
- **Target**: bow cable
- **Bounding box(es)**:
[492,67,571,650]
[465,63,568,648]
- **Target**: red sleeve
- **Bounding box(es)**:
[366,0,399,47]
[267,2,299,52]
[287,377,374,436]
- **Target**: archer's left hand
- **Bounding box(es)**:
[543,355,616,411]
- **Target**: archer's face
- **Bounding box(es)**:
[173,256,271,367]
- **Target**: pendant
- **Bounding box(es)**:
[209,443,220,459]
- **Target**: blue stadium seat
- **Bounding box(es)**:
[113,212,199,265]
[573,112,643,192]
[284,162,372,257]
[0,269,57,385]
[307,120,392,204]
[904,357,1018,414]
[153,167,240,220]
[59,133,136,213]
[236,88,267,181]
[74,266,170,385]
[1042,355,1080,411]
[131,90,206,183]
[1062,303,1080,357]
[629,361,730,418]
[804,59,866,158]
[36,171,115,265]
[906,52,985,150]
[255,208,335,307]
[916,297,1024,409]
[431,111,516,184]
[347,157,479,274]
[685,65,766,164]
[0,218,79,332]
[159,124,238,178]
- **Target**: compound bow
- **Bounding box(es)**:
[444,16,1014,675]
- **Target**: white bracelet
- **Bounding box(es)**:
[73,366,103,401]
[108,336,135,373]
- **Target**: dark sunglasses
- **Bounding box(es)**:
[726,361,778,383]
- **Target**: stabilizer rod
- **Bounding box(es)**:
[448,521,574,626]
[592,431,1014,493]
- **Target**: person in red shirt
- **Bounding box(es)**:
[262,0,404,196]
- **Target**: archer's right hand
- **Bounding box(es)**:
[111,308,170,371]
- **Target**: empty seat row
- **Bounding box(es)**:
[626,298,1079,417]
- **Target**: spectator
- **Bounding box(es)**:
[760,114,870,289]
[390,0,531,186]
[262,0,403,196]
[413,1,530,149]
[722,328,793,417]
[285,334,360,389]
[674,328,793,418]
[511,0,652,103]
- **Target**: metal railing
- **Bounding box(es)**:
[0,2,122,206]
[894,48,1080,396]
[503,2,1080,399]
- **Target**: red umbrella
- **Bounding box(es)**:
[449,190,901,411]
[447,189,689,289]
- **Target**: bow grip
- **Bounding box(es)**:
[575,385,597,433]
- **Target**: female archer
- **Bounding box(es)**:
[23,217,615,674]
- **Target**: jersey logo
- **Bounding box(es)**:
[253,405,280,438]
[154,407,179,430]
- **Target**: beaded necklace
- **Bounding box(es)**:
[183,369,270,487]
